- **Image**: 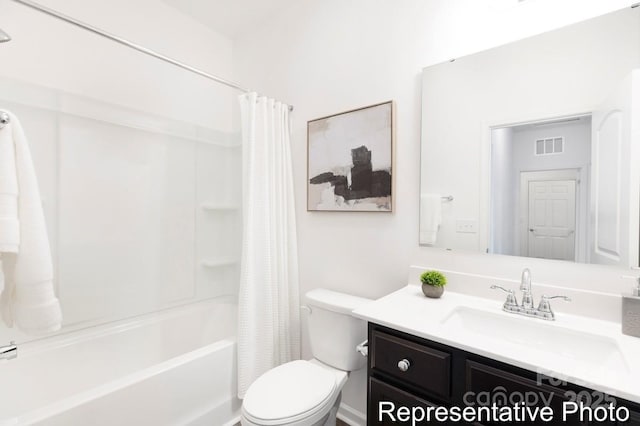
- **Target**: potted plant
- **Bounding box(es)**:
[420,270,447,298]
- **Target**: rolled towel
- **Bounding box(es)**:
[0,116,19,253]
[0,111,62,335]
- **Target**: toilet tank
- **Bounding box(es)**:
[305,289,371,371]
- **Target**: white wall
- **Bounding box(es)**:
[233,0,637,421]
[0,0,234,128]
[511,120,592,173]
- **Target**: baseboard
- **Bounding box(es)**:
[337,402,366,426]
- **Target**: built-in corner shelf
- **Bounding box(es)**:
[200,257,239,268]
[200,203,240,212]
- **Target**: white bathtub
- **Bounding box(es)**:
[0,299,240,426]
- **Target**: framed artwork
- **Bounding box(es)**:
[307,101,394,212]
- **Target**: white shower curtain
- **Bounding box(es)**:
[237,93,300,399]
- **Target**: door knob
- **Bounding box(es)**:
[397,358,411,372]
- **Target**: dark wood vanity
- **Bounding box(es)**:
[367,323,640,425]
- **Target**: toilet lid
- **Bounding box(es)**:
[243,360,337,422]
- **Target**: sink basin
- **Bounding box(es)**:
[440,306,628,375]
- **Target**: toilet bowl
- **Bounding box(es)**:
[242,359,347,426]
[241,289,371,426]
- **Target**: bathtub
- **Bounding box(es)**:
[0,298,240,426]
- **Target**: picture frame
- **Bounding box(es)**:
[307,101,394,212]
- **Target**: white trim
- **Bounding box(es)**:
[337,402,366,426]
[629,70,640,267]
[479,120,492,253]
[486,111,591,130]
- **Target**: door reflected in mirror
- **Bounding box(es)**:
[490,116,590,262]
[419,7,640,268]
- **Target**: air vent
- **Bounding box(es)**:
[535,137,564,155]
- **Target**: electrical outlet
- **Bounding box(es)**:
[456,219,477,234]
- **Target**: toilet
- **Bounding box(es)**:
[241,288,371,426]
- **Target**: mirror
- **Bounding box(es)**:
[419,7,640,268]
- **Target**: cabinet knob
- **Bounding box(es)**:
[397,358,411,372]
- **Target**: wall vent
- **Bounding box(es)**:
[535,136,564,155]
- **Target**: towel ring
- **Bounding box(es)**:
[0,111,9,130]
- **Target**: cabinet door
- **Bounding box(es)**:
[370,329,451,401]
[466,360,586,426]
[619,410,640,425]
[369,377,443,426]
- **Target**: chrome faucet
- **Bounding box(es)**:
[491,269,571,321]
[520,268,535,312]
[0,341,17,361]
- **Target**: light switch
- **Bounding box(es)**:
[456,219,477,233]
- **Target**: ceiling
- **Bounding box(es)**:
[162,0,298,38]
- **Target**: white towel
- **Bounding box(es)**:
[419,193,442,245]
[0,111,62,335]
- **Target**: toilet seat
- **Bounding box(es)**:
[242,360,340,425]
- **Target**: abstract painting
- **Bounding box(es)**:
[307,101,393,212]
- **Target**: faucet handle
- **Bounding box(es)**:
[536,295,571,320]
[490,285,518,309]
[542,295,572,302]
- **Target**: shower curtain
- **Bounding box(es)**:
[237,93,300,399]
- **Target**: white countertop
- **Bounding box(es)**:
[352,285,640,404]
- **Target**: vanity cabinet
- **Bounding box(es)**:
[367,323,640,425]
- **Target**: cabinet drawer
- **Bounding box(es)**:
[370,329,451,400]
[369,377,441,425]
[466,360,585,426]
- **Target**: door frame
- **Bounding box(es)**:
[481,111,591,254]
[519,169,580,260]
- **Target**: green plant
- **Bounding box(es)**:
[420,270,447,287]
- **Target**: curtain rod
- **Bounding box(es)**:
[10,0,294,111]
